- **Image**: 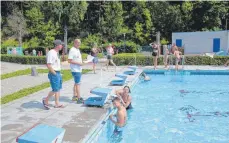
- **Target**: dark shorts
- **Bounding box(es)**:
[176,58,181,64]
[93,57,98,64]
[48,71,62,92]
[107,55,112,60]
[72,72,81,84]
[152,52,158,57]
[126,103,133,110]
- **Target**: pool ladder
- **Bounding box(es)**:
[168,55,185,70]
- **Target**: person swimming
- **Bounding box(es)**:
[115,86,133,110]
[141,72,151,81]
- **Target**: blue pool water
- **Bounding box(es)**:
[97,71,229,143]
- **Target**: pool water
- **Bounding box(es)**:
[97,73,229,143]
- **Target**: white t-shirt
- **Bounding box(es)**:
[46,49,61,71]
[106,46,114,55]
[68,47,82,72]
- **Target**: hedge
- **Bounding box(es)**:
[1,54,228,65]
[0,53,92,64]
[113,54,229,66]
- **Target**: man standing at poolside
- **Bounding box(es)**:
[68,39,84,104]
[42,39,64,110]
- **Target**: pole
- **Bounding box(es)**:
[124,33,126,52]
[226,19,227,30]
[64,24,68,55]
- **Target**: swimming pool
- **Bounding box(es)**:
[94,70,229,143]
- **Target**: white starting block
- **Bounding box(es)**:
[16,124,65,143]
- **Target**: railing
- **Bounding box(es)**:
[168,55,174,70]
[168,55,185,70]
[181,55,185,70]
[99,53,137,87]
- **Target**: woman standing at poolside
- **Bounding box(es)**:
[91,44,100,74]
[106,43,116,71]
[150,42,160,70]
[115,86,133,110]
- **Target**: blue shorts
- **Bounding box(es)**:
[114,126,124,133]
[72,72,81,84]
[48,71,62,92]
[93,57,98,64]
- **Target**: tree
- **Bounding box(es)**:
[25,7,60,47]
[128,1,153,45]
[191,1,228,31]
[148,1,183,41]
[7,7,27,46]
[47,1,88,53]
[99,2,125,41]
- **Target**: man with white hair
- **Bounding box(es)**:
[68,39,84,104]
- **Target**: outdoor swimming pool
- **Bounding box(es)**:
[95,70,229,143]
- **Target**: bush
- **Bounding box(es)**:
[113,54,229,66]
[100,41,141,54]
[1,38,19,54]
[1,54,47,64]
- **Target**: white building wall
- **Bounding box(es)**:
[227,31,229,53]
[172,31,229,54]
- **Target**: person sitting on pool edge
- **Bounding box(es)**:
[109,97,127,133]
[115,86,133,110]
[141,72,150,81]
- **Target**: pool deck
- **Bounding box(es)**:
[1,63,141,143]
[1,64,229,143]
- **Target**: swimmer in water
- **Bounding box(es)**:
[141,72,150,81]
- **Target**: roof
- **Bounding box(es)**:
[172,30,229,34]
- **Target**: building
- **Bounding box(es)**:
[172,30,229,55]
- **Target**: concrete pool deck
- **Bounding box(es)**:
[1,64,228,143]
[1,64,142,143]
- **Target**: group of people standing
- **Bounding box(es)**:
[43,39,84,109]
[150,42,182,70]
[42,39,131,132]
[42,39,120,109]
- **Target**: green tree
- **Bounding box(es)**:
[7,7,27,46]
[25,7,60,47]
[47,1,88,53]
[128,1,153,45]
[191,1,228,31]
[100,2,125,41]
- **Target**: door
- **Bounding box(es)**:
[176,39,182,47]
[213,38,220,52]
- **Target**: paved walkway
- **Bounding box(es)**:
[1,74,48,97]
[1,66,139,143]
[0,62,46,75]
[1,59,108,75]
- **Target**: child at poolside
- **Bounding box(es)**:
[174,46,182,70]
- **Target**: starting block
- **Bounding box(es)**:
[16,124,65,143]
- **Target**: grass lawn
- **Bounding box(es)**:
[1,68,49,80]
